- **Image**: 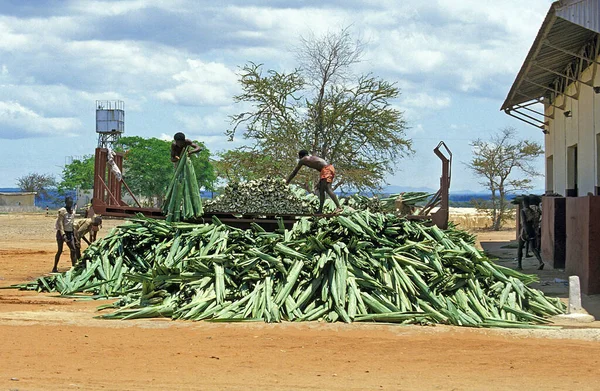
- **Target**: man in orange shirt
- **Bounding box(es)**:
[286,150,342,214]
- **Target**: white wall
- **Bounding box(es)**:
[544,56,599,196]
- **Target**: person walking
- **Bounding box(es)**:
[517,195,544,270]
[52,196,77,272]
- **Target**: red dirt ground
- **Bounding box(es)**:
[1,214,599,390]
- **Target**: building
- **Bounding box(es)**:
[0,192,37,207]
[502,0,600,293]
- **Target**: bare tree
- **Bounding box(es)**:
[16,173,56,198]
[466,127,543,230]
[297,26,364,153]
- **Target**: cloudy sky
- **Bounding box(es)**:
[0,0,553,191]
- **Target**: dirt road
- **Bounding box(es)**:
[1,214,599,390]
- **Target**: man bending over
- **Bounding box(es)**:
[286,150,342,214]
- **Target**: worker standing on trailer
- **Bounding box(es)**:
[286,150,342,214]
[52,196,77,273]
[73,216,103,262]
[171,132,201,167]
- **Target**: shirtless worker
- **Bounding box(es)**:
[286,150,342,214]
[171,132,202,166]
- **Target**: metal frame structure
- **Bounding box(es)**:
[92,148,163,218]
[407,141,452,229]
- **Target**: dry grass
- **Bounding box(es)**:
[448,208,516,231]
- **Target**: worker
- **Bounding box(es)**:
[73,216,103,262]
[85,198,101,242]
[525,195,542,257]
[517,195,544,270]
[52,196,77,273]
[171,132,202,166]
[286,150,342,214]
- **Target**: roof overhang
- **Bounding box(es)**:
[501,0,600,130]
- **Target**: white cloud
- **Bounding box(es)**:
[403,92,451,110]
[159,133,172,141]
[198,135,246,153]
[0,19,31,50]
[174,111,229,135]
[68,0,187,16]
[359,1,552,96]
[398,91,452,122]
[157,60,239,106]
[409,123,425,135]
[64,40,184,85]
[0,101,81,138]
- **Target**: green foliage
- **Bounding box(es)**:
[59,155,95,191]
[16,172,56,198]
[119,136,216,204]
[227,27,411,192]
[466,127,543,230]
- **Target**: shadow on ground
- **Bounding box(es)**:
[480,239,600,321]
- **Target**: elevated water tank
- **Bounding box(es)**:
[96,100,124,149]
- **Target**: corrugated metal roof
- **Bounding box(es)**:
[557,0,600,33]
[501,1,599,112]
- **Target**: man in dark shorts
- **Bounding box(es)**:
[52,196,77,272]
[171,132,202,166]
[286,150,342,214]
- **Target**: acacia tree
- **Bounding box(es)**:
[214,150,285,183]
[227,27,411,192]
[466,127,543,230]
[16,173,56,198]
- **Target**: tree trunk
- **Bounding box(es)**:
[492,215,502,231]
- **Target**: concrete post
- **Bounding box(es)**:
[554,275,595,323]
[568,275,582,313]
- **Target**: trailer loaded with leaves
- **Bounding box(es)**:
[13,209,565,328]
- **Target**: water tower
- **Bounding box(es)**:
[96,100,124,149]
